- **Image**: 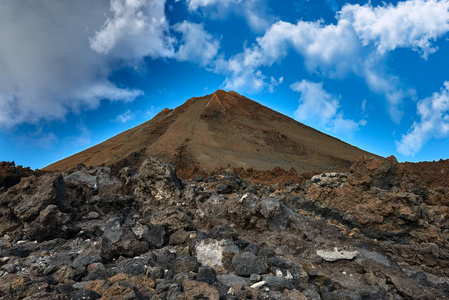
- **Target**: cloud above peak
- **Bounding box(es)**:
[291,80,366,136]
[219,0,449,124]
[173,21,220,67]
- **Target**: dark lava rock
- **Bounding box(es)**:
[102,223,149,259]
[71,254,102,269]
[217,184,233,194]
[0,173,68,237]
[6,173,68,222]
[196,266,217,285]
[69,289,100,300]
[155,249,176,267]
[116,257,149,275]
[232,252,267,277]
[84,262,109,281]
[27,205,78,242]
[268,256,291,269]
[0,161,44,190]
[146,266,165,281]
[243,243,260,255]
[71,267,87,282]
[156,280,178,293]
[321,287,388,300]
[262,275,286,289]
[169,228,189,245]
[234,239,250,250]
[168,255,199,274]
[141,223,166,248]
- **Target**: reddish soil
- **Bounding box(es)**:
[45,90,378,176]
[402,159,449,189]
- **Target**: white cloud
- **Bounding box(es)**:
[220,18,364,96]
[361,99,367,114]
[90,0,174,60]
[187,0,239,11]
[396,82,449,156]
[268,76,283,93]
[290,80,366,135]
[173,21,220,67]
[114,110,135,123]
[186,0,273,33]
[340,0,449,59]
[221,19,363,94]
[220,0,445,122]
[145,106,160,119]
[0,0,171,128]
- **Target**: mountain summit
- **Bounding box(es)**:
[45,90,379,176]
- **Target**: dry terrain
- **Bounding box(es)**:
[45,90,379,178]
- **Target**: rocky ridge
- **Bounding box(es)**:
[0,156,448,299]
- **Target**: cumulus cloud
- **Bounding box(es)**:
[221,19,364,94]
[221,19,362,92]
[113,110,135,123]
[186,0,274,33]
[90,0,174,60]
[173,21,220,67]
[396,82,449,156]
[0,0,173,128]
[187,0,239,11]
[341,0,449,58]
[291,80,366,135]
[221,0,447,122]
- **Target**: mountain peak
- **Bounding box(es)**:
[45,91,379,176]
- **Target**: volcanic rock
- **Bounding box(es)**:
[0,155,448,300]
[0,161,44,190]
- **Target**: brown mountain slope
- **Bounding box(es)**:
[45,90,381,176]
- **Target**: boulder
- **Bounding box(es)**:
[232,252,267,277]
[196,266,218,285]
[27,204,78,242]
[134,156,184,205]
[168,255,199,274]
[101,223,149,259]
[0,173,67,224]
[140,223,166,248]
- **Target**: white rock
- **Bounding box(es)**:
[276,270,283,278]
[317,249,358,262]
[196,239,239,267]
[250,281,267,289]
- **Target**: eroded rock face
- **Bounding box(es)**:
[292,156,449,249]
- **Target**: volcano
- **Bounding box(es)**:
[45,90,380,176]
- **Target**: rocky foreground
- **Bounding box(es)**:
[0,156,448,299]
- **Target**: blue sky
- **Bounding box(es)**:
[1,0,449,169]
